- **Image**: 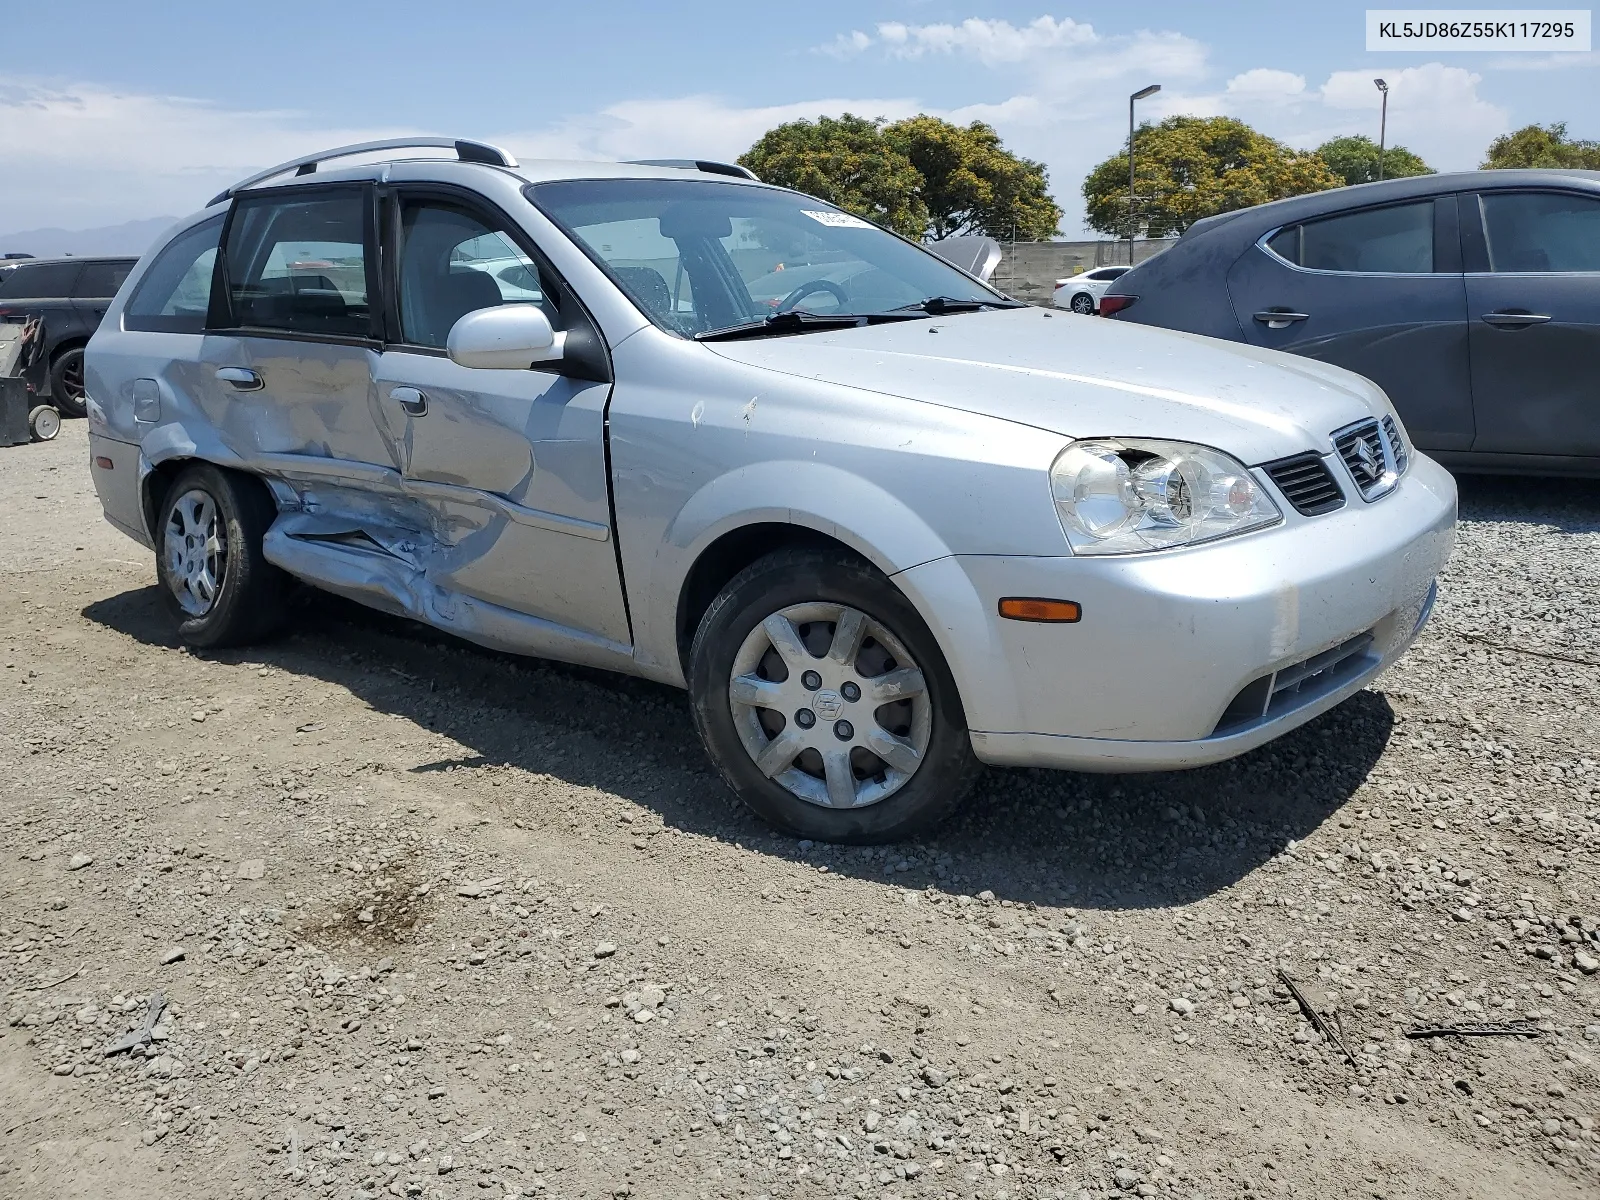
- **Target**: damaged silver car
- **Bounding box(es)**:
[86,138,1456,843]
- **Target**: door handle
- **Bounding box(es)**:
[1253,309,1309,330]
[390,386,428,416]
[1481,310,1552,329]
[215,367,263,391]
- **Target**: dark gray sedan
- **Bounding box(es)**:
[1103,170,1600,475]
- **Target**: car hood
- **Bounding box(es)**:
[706,307,1389,465]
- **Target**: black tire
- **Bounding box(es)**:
[154,463,289,648]
[28,405,60,442]
[1069,292,1095,315]
[48,347,87,419]
[688,547,980,844]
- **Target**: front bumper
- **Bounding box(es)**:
[897,453,1456,772]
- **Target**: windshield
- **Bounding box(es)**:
[526,178,1009,337]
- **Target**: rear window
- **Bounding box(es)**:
[124,218,223,334]
[0,260,82,298]
[1268,201,1434,273]
[73,260,135,299]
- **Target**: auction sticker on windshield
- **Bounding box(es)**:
[801,210,875,229]
[1366,9,1591,50]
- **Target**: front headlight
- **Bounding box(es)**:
[1050,438,1281,555]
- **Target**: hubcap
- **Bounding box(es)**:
[728,602,932,810]
[164,489,226,617]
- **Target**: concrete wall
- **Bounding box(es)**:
[990,239,1170,304]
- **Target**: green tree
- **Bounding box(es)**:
[1082,116,1342,239]
[1315,135,1433,186]
[738,113,1061,241]
[1481,122,1600,169]
[738,115,928,239]
[881,115,1061,240]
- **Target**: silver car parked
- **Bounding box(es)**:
[85,138,1457,843]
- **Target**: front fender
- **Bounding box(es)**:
[665,459,953,580]
[637,460,1001,703]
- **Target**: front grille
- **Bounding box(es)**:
[1335,419,1388,496]
[1213,632,1376,735]
[1263,452,1344,516]
[1381,415,1409,473]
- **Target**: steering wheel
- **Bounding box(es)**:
[774,278,849,313]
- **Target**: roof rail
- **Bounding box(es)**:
[625,159,759,181]
[208,137,519,206]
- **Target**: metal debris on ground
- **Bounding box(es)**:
[1278,965,1358,1068]
[102,991,167,1056]
[1405,1021,1542,1040]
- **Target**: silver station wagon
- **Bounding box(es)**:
[85,137,1457,843]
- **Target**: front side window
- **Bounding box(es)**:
[528,178,1008,337]
[1480,191,1600,273]
[220,188,371,337]
[395,200,555,349]
[1268,201,1434,273]
[124,219,223,334]
[0,260,82,298]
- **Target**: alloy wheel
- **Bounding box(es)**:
[727,602,932,810]
[164,489,227,616]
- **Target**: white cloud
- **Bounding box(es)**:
[817,30,872,60]
[819,17,1206,85]
[1224,69,1308,105]
[0,76,409,232]
[1317,63,1507,164]
[875,16,1097,64]
[502,94,921,164]
[0,78,932,234]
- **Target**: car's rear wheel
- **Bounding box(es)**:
[49,347,87,419]
[1069,292,1095,315]
[155,464,289,648]
[689,547,980,843]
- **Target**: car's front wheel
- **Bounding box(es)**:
[689,547,980,843]
[155,464,288,648]
[1069,292,1095,315]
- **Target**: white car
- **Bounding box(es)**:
[1053,265,1131,315]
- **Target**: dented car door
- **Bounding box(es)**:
[371,190,629,647]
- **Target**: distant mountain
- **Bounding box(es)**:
[0,216,181,259]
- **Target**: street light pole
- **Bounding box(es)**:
[1374,78,1389,181]
[1127,84,1160,265]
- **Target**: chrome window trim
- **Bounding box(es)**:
[1256,226,1458,279]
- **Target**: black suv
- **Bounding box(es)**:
[0,256,137,417]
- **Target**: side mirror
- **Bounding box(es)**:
[446,305,564,370]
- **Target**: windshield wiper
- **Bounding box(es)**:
[885,295,1026,315]
[694,311,871,342]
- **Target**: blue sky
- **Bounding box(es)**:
[1,0,1594,237]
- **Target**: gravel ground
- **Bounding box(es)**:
[1,422,1597,1200]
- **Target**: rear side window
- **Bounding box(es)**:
[1268,201,1434,273]
[219,188,371,338]
[1479,191,1600,273]
[73,261,134,299]
[124,218,223,334]
[0,260,82,298]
